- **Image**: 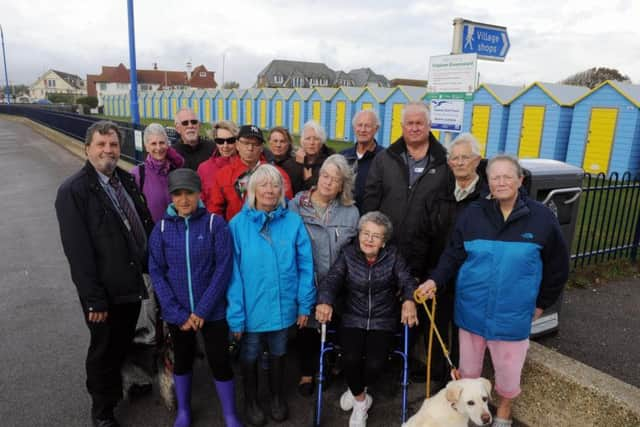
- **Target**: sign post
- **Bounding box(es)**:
[452,18,510,61]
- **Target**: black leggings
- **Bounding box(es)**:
[168,319,233,381]
[341,327,394,396]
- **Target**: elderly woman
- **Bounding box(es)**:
[198,120,239,212]
[267,126,304,194]
[148,169,241,427]
[131,123,185,222]
[296,120,335,191]
[418,155,569,427]
[226,164,315,426]
[316,211,418,427]
[288,154,359,396]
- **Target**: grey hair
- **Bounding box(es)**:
[447,133,481,157]
[352,109,380,128]
[214,120,239,137]
[143,123,168,145]
[174,107,196,125]
[401,101,431,125]
[358,211,393,242]
[246,164,287,210]
[487,154,524,178]
[301,120,327,144]
[319,154,355,206]
[85,120,122,146]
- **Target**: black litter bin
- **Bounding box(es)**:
[520,159,584,337]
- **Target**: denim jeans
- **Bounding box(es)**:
[240,327,289,363]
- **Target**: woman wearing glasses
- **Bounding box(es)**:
[288,154,359,396]
[198,121,239,212]
[315,211,418,427]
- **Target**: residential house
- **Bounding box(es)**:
[30,69,86,101]
[346,68,390,87]
[257,59,335,88]
[87,63,217,106]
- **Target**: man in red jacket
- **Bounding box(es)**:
[205,125,293,220]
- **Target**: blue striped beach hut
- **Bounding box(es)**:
[566,81,640,175]
[272,89,293,128]
[382,86,427,146]
[329,87,363,141]
[240,88,258,125]
[307,87,338,131]
[256,88,277,129]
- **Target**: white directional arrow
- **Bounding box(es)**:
[500,33,509,56]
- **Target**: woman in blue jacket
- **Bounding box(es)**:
[227,164,315,426]
[417,154,569,427]
[148,168,241,427]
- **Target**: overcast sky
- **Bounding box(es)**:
[2,0,638,88]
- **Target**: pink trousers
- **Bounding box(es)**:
[458,328,529,399]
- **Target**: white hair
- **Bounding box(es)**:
[352,109,380,128]
[358,211,393,242]
[447,133,481,157]
[487,154,524,178]
[320,154,355,206]
[401,101,431,125]
[246,164,287,210]
[302,120,327,144]
[143,123,168,144]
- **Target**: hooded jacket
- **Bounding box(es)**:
[317,241,417,332]
[148,204,233,326]
[430,193,569,341]
[173,136,216,170]
[226,204,316,333]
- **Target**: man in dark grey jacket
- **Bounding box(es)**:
[362,101,450,386]
[55,121,153,427]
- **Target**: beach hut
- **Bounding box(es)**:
[103,95,113,116]
[150,91,160,119]
[356,87,394,143]
[288,88,313,135]
[185,90,201,121]
[122,93,131,117]
[307,87,338,133]
[566,81,640,175]
[272,88,293,128]
[462,83,521,157]
[382,86,427,146]
[504,82,589,160]
[224,89,241,124]
[168,90,181,119]
[212,89,227,122]
[328,87,363,141]
[240,89,258,125]
[256,88,277,129]
[158,91,170,120]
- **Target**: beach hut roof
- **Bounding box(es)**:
[480,83,523,104]
[314,87,339,101]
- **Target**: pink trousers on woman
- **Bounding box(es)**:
[458,328,529,399]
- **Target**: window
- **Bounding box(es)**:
[46,79,56,88]
[199,71,207,77]
[274,75,283,84]
[99,83,107,90]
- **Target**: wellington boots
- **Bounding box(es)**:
[241,362,266,426]
[268,355,289,422]
[173,373,192,427]
[214,379,243,427]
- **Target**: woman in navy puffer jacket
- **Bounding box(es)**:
[148,168,241,427]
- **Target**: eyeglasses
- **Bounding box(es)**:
[215,137,237,145]
[238,138,262,148]
[360,231,384,242]
[179,119,199,126]
[319,171,342,185]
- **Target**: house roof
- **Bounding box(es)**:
[480,83,523,104]
[347,67,389,86]
[88,63,217,89]
[50,69,84,89]
[390,78,428,87]
[258,59,336,81]
[512,82,590,106]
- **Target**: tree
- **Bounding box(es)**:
[76,96,99,109]
[47,93,75,104]
[222,81,240,89]
[561,67,631,89]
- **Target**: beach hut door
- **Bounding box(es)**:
[471,105,491,156]
[582,108,618,174]
[518,106,545,158]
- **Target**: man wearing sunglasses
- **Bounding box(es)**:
[173,108,216,170]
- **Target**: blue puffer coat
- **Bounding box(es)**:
[430,194,569,341]
[226,204,316,333]
[148,203,233,326]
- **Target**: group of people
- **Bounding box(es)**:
[55,101,569,427]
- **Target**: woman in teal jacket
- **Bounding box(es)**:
[226,164,315,426]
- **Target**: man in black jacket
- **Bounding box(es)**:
[55,121,154,427]
[172,107,216,170]
[362,101,450,386]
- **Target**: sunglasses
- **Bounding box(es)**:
[179,119,199,126]
[215,137,237,145]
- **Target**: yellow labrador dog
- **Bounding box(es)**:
[403,378,492,427]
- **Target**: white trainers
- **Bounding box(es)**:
[349,394,372,427]
[340,388,370,411]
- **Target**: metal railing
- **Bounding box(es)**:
[572,171,640,268]
[0,104,143,163]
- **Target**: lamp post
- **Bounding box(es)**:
[1,24,10,104]
[127,0,140,125]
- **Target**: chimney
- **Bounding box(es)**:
[153,62,158,70]
[186,60,192,80]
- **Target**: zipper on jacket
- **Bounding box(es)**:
[366,267,372,330]
[184,218,195,312]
